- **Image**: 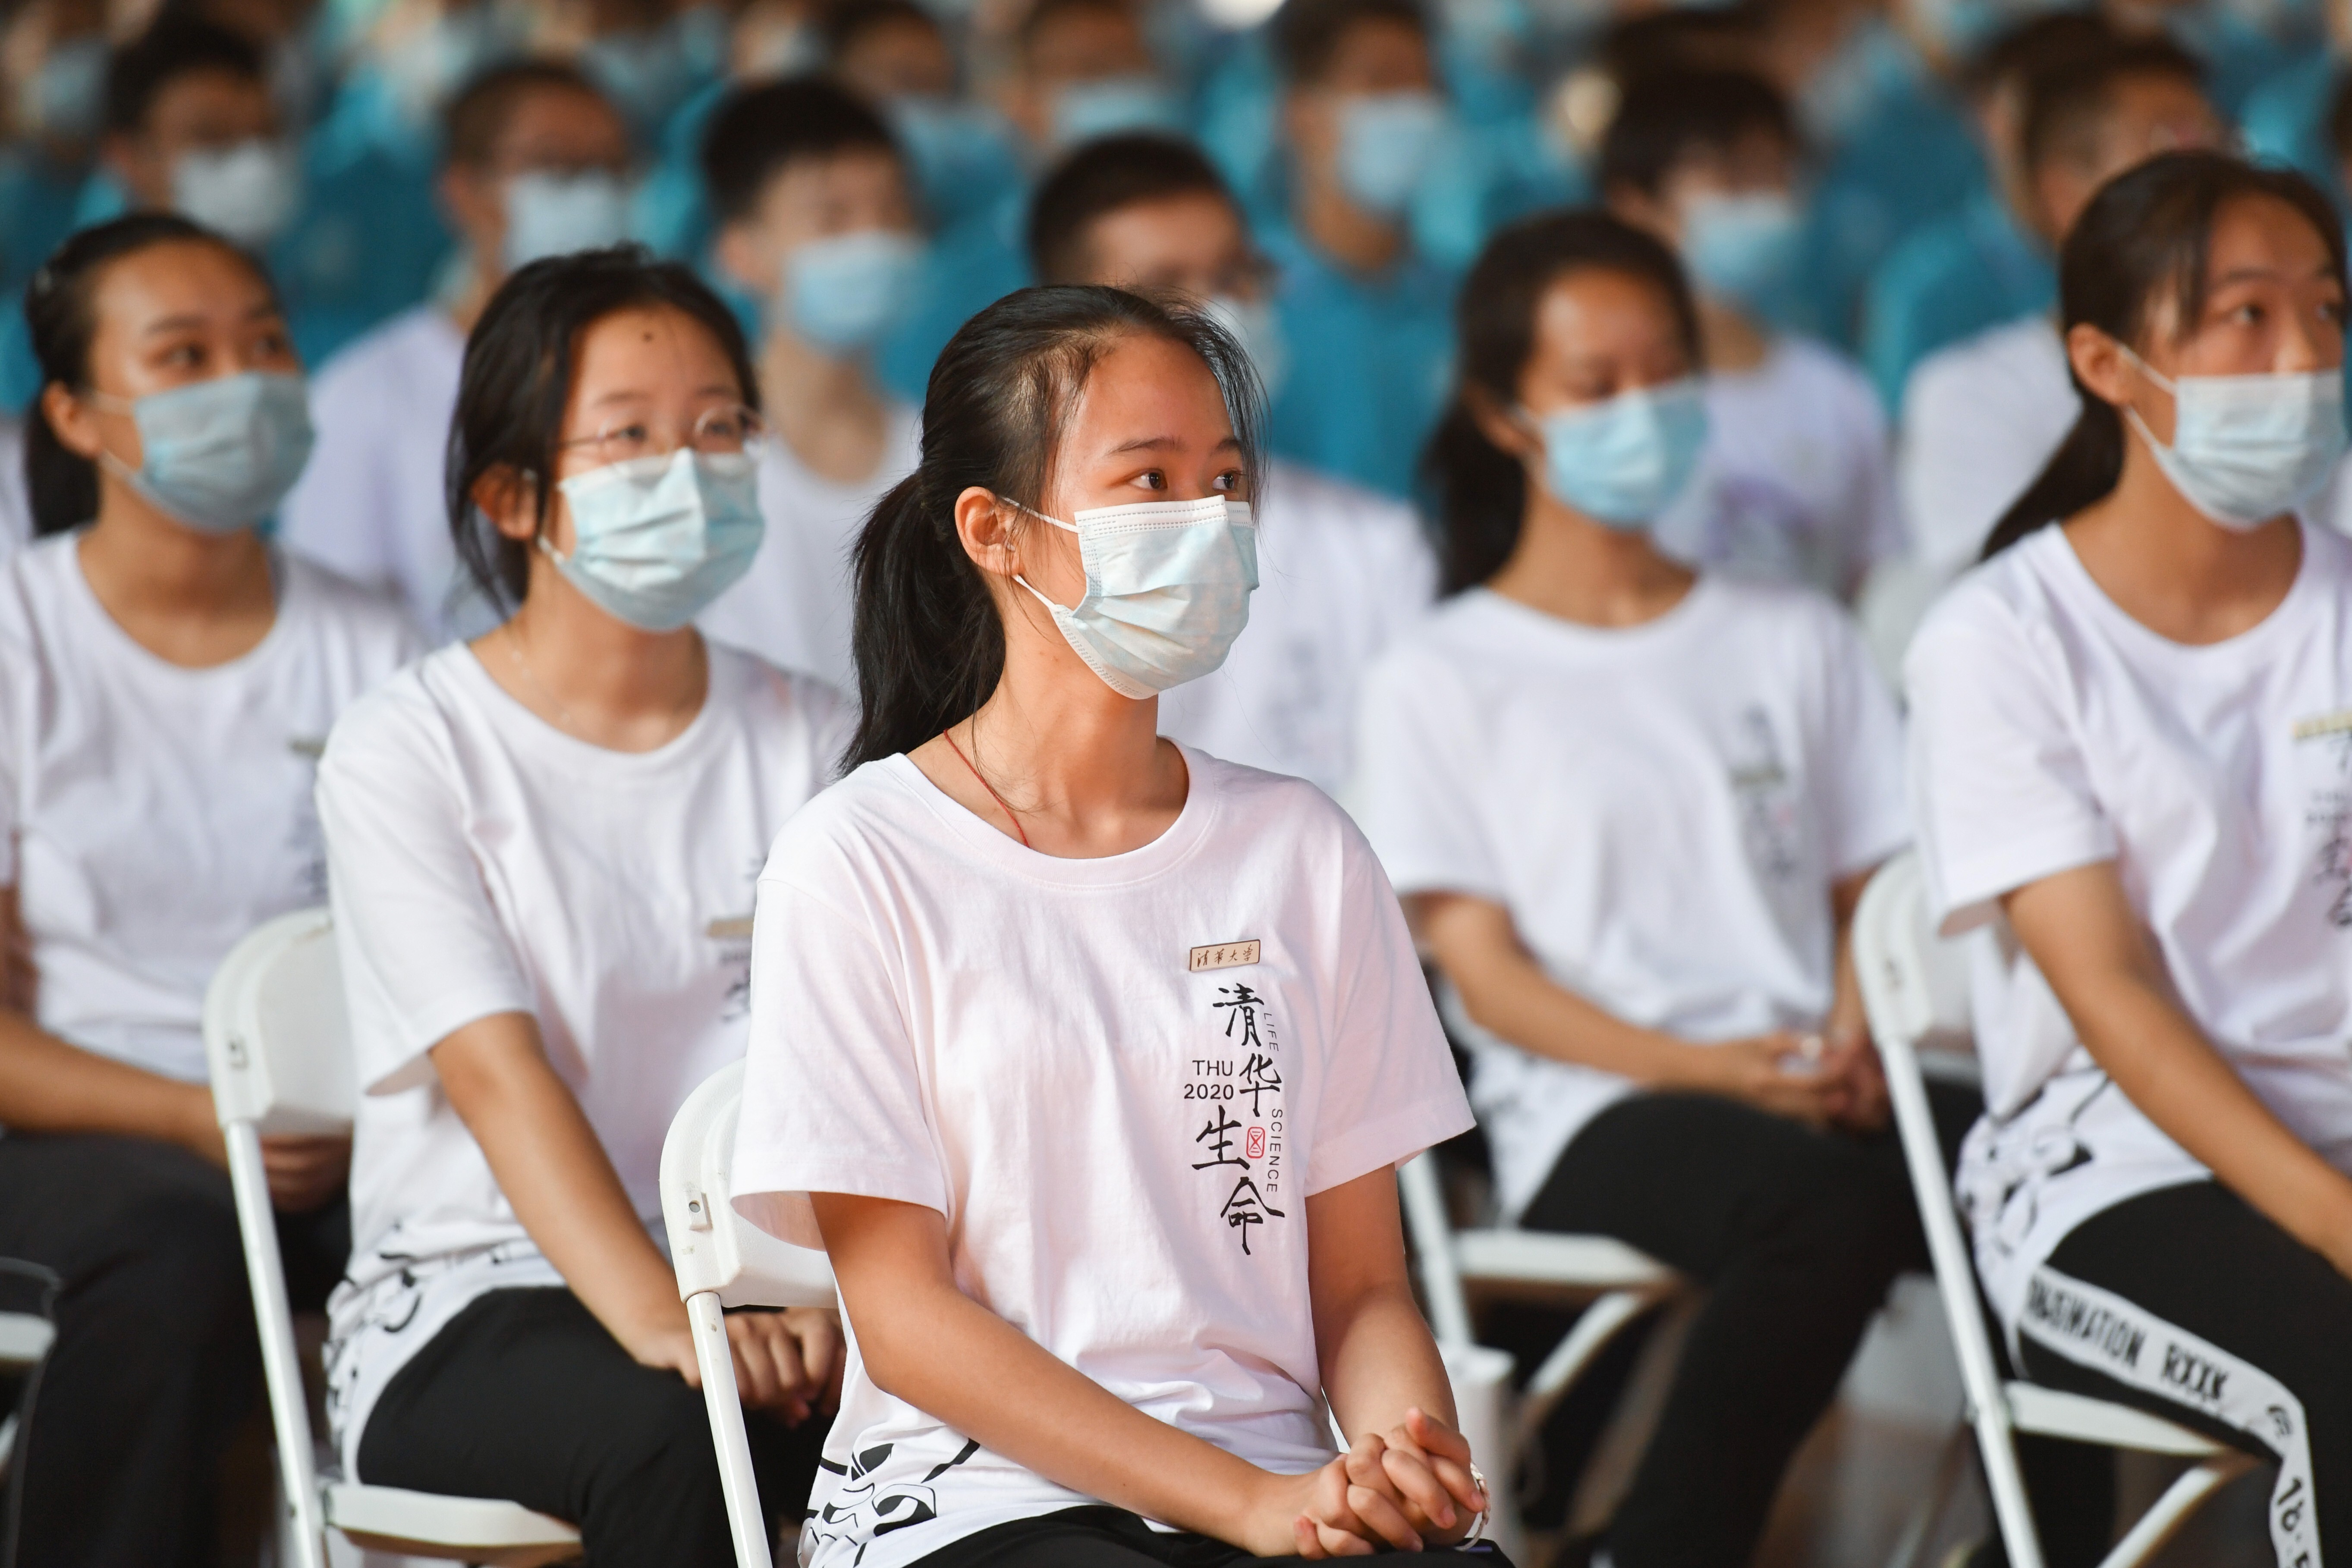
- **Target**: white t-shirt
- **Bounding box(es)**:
[1654,337,1901,600]
[731,747,1474,1568]
[698,405,923,694]
[1906,519,2352,1343]
[1898,315,2077,574]
[317,641,850,1471]
[0,420,29,555]
[0,536,418,1086]
[279,306,479,640]
[1352,582,1910,1219]
[1157,460,1434,798]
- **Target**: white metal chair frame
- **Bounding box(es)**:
[205,908,583,1568]
[661,1059,840,1568]
[0,1284,57,1479]
[1397,1146,1689,1535]
[1854,852,2255,1568]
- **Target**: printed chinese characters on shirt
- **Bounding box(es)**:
[1189,982,1287,1255]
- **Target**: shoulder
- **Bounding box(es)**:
[318,645,470,779]
[757,757,929,896]
[1905,538,2054,679]
[1187,746,1389,874]
[2296,518,2352,600]
[0,535,73,659]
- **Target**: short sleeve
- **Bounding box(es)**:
[1349,645,1501,900]
[1812,602,1910,879]
[317,685,535,1093]
[1904,587,2114,933]
[1304,827,1474,1194]
[730,867,948,1249]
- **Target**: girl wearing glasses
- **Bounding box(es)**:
[317,247,847,1566]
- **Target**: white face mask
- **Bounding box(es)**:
[2121,347,2348,529]
[172,141,299,248]
[1011,494,1258,698]
[502,171,632,269]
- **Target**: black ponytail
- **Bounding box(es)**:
[1983,151,2347,558]
[1420,210,1702,595]
[20,213,254,537]
[847,284,1264,768]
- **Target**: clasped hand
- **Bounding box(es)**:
[1259,1407,1487,1558]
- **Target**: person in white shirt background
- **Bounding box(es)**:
[730,283,1492,1568]
[317,247,846,1566]
[0,213,418,1567]
[1897,37,2222,580]
[1909,151,2352,1568]
[279,60,633,640]
[1601,66,1900,604]
[1024,132,1434,798]
[697,74,923,693]
[1352,209,2104,1568]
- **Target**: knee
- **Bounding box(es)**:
[1750,1152,1918,1289]
[76,1183,252,1350]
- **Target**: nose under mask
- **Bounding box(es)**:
[2120,347,2348,530]
[1010,494,1259,698]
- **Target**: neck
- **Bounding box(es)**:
[1295,173,1403,274]
[762,330,891,484]
[2063,434,2304,644]
[485,571,710,751]
[1486,494,1696,628]
[77,480,277,666]
[1697,298,1770,373]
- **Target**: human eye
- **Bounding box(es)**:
[601,421,654,459]
[1137,468,1168,491]
[157,339,205,371]
[1212,468,1243,494]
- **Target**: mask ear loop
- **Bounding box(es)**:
[2113,343,2179,456]
[999,496,1080,614]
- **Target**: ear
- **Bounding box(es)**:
[1464,384,1538,466]
[952,485,1024,579]
[39,381,106,462]
[471,465,541,543]
[2067,322,2137,411]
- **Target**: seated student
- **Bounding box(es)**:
[1602,66,1898,601]
[697,78,924,693]
[1906,150,2352,1568]
[1855,14,2121,409]
[1352,211,1925,1568]
[1264,0,1456,500]
[318,246,844,1568]
[729,280,1494,1568]
[0,1,107,306]
[1026,132,1433,795]
[280,63,632,641]
[823,0,1019,232]
[0,213,418,1566]
[1899,40,2224,574]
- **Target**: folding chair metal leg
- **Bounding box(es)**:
[2094,1452,2254,1568]
[1514,1289,1660,1441]
[225,1121,329,1568]
[688,1291,772,1568]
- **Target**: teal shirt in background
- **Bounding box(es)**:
[2241,51,2346,202]
[1860,188,2052,411]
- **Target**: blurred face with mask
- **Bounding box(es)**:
[440,75,634,328]
[1281,11,1444,271]
[2025,64,2222,247]
[1058,184,1289,400]
[106,56,299,252]
[3,0,110,158]
[1607,115,1805,368]
[1004,0,1181,157]
[714,133,921,368]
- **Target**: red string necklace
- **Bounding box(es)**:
[942,726,1031,849]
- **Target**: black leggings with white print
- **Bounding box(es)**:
[2017,1180,2352,1568]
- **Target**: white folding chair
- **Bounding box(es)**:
[661,1059,840,1568]
[204,908,583,1568]
[1398,1145,1688,1547]
[1854,852,2256,1568]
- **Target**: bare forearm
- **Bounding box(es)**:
[1424,911,1700,1083]
[0,1009,208,1147]
[1317,1279,1456,1443]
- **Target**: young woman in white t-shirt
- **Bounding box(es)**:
[1908,151,2352,1565]
[1352,210,1994,1568]
[729,285,1496,1568]
[316,248,848,1566]
[0,213,418,1564]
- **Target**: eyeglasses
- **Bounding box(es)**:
[557,403,766,468]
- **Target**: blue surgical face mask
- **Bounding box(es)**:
[503,170,632,269]
[1050,75,1185,148]
[549,448,765,632]
[1012,494,1258,698]
[2120,348,2349,529]
[172,141,301,248]
[91,371,316,533]
[31,35,108,140]
[1528,379,1710,528]
[1680,190,1803,309]
[779,229,924,354]
[579,16,714,137]
[1337,91,1446,217]
[380,2,528,125]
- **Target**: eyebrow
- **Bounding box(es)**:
[1104,434,1243,456]
[2210,264,2339,288]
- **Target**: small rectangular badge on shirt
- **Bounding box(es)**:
[287,736,326,760]
[2294,710,2352,740]
[1188,940,1260,972]
[706,915,754,940]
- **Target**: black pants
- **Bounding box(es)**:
[358,1285,831,1568]
[2016,1180,2352,1568]
[1520,1086,2111,1568]
[0,1131,349,1568]
[906,1503,1515,1568]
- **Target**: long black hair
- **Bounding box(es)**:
[847,285,1264,768]
[447,245,762,613]
[20,213,266,537]
[1984,151,2346,557]
[1420,210,1702,595]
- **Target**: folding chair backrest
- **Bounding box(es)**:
[202,908,356,1135]
[661,1060,836,1309]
